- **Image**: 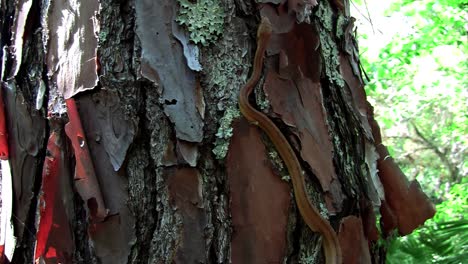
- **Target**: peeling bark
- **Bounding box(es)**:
[227,119,290,263]
[44,0,99,99]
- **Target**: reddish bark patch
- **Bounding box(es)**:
[259,4,295,34]
[360,199,379,242]
[339,55,366,113]
[65,98,107,220]
[34,131,74,264]
[88,214,133,264]
[376,144,436,235]
[0,246,4,263]
[255,10,343,212]
[287,0,318,15]
[263,70,343,212]
[379,200,397,234]
[0,246,9,264]
[167,167,206,263]
[339,54,373,138]
[264,22,321,83]
[366,103,382,145]
[0,88,8,160]
[176,139,198,167]
[227,119,290,264]
[35,132,60,261]
[339,216,372,264]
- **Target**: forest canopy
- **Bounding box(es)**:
[353,0,467,262]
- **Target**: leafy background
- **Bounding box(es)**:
[351,0,467,262]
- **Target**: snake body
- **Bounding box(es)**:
[238,17,342,264]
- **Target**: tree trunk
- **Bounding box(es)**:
[0,0,435,263]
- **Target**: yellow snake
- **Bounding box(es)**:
[238,17,342,264]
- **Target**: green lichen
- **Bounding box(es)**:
[209,57,247,99]
[315,2,345,87]
[176,0,224,46]
[204,22,252,160]
[256,92,271,112]
[203,42,249,109]
[215,108,238,139]
[281,174,291,182]
[299,253,317,264]
[335,15,347,39]
[268,149,290,182]
[318,31,345,87]
[315,1,334,32]
[212,143,228,161]
[257,97,270,111]
[319,202,329,220]
[298,231,322,264]
[212,107,240,159]
[254,75,271,111]
[98,30,108,43]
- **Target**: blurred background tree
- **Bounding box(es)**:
[351,0,467,262]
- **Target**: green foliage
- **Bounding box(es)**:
[360,0,467,200]
[176,0,224,46]
[434,180,468,223]
[386,181,468,264]
[355,0,467,262]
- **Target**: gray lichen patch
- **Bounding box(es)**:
[335,14,347,39]
[201,14,251,159]
[268,150,288,179]
[302,170,330,222]
[215,107,238,139]
[176,0,225,46]
[203,39,251,112]
[263,136,290,182]
[315,2,345,87]
[254,74,271,112]
[257,96,271,112]
[212,107,240,159]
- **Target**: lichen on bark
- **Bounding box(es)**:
[315,1,345,87]
[176,0,225,46]
[200,8,251,160]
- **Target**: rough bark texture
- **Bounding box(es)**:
[0,0,435,263]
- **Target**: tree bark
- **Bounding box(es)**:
[0,0,435,263]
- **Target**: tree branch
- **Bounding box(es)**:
[410,122,460,183]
